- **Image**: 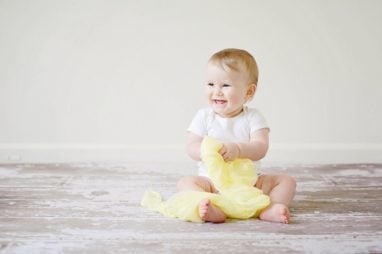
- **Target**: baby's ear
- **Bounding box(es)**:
[246,84,257,100]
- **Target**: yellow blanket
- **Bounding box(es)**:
[141,136,270,222]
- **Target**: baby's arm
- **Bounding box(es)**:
[187,128,269,161]
[187,132,204,161]
[238,128,269,160]
[221,128,269,161]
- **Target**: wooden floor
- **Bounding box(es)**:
[0,162,381,253]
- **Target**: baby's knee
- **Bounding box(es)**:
[176,176,196,191]
[176,176,215,193]
[280,175,297,189]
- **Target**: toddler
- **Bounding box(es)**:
[177,48,296,223]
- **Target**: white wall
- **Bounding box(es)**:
[1,0,381,164]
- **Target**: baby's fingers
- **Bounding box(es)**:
[219,148,228,160]
[218,146,226,156]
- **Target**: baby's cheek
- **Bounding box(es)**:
[229,96,243,105]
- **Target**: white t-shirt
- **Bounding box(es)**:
[187,106,269,176]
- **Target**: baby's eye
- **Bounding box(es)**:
[207,83,214,87]
[223,84,231,87]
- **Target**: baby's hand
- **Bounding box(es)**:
[219,143,240,161]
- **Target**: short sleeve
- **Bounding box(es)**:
[187,109,208,137]
[247,108,270,134]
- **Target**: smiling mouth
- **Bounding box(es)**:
[214,99,227,104]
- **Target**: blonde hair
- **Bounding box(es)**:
[208,48,259,85]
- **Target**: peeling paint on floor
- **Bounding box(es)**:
[0,163,381,253]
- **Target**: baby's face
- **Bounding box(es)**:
[205,62,254,118]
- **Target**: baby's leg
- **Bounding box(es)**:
[177,176,225,223]
[176,176,218,193]
[255,175,296,224]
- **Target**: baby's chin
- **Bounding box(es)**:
[211,103,225,111]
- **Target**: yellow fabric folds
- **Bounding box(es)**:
[141,136,270,222]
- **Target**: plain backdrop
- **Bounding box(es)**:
[1,0,381,164]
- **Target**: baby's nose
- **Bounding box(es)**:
[214,87,223,96]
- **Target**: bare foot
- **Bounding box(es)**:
[259,203,290,224]
[199,199,226,223]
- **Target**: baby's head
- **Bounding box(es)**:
[205,48,259,118]
[208,48,259,86]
